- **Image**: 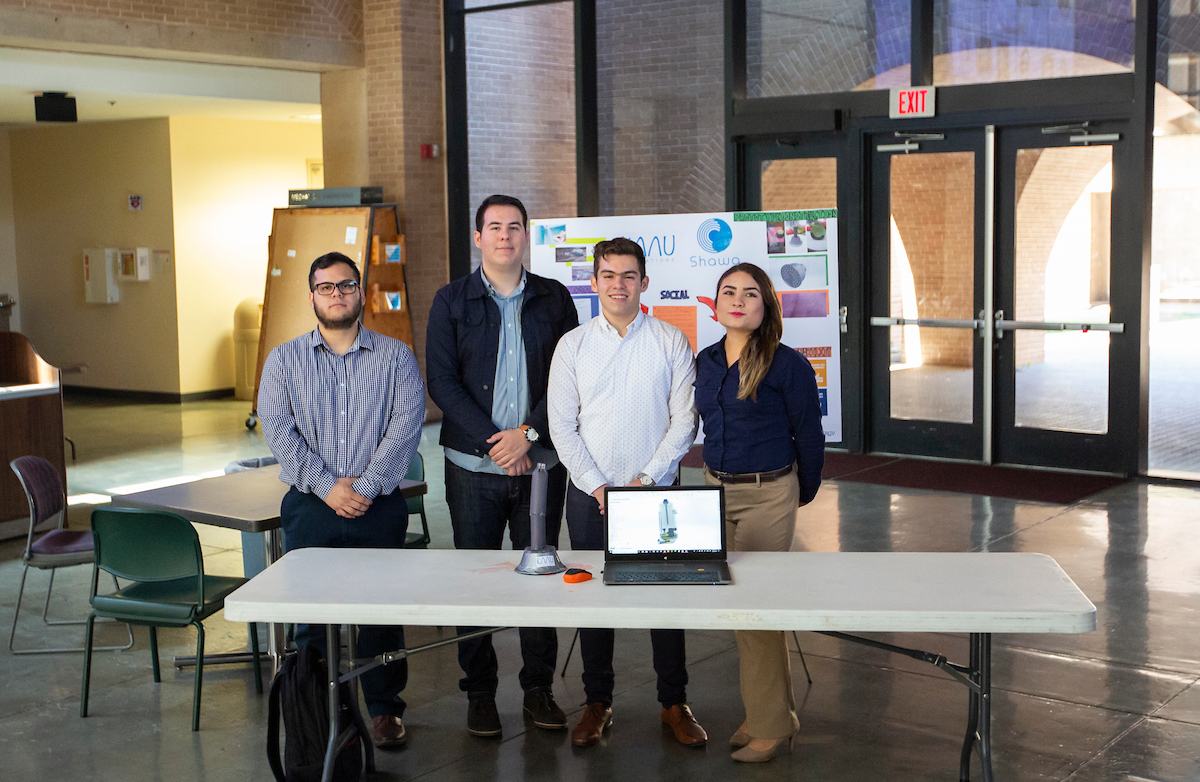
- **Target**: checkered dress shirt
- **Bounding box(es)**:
[258,326,425,500]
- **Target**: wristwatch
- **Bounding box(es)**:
[636,472,655,486]
[520,424,539,443]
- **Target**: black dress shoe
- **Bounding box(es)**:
[467,695,502,737]
[523,687,567,729]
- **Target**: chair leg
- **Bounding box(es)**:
[8,564,31,653]
[192,622,205,731]
[560,628,580,678]
[249,622,263,694]
[40,567,56,622]
[149,627,161,682]
[80,613,96,718]
[11,567,134,654]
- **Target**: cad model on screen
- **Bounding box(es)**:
[658,499,678,544]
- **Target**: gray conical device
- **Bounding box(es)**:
[516,463,567,575]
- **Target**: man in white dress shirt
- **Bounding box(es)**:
[547,237,707,749]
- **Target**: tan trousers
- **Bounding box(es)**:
[705,466,801,740]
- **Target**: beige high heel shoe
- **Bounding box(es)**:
[729,727,751,749]
[729,733,795,763]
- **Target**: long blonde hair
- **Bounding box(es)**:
[717,263,782,401]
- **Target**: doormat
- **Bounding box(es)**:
[823,451,1128,505]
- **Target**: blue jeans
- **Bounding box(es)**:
[444,458,567,695]
[565,483,689,707]
[281,486,409,718]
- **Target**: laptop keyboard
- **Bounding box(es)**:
[609,570,718,583]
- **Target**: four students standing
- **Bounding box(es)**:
[259,195,824,761]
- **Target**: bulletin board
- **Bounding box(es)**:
[529,209,842,442]
[252,204,413,411]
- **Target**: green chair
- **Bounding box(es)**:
[81,507,262,731]
[403,452,431,548]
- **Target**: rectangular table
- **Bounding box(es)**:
[110,464,426,671]
[225,548,1096,782]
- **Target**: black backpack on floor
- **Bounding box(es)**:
[268,644,365,782]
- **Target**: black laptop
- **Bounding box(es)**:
[602,485,732,585]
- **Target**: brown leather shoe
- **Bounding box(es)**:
[571,702,613,747]
[661,703,707,746]
[372,714,407,749]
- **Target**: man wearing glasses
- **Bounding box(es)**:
[258,251,425,750]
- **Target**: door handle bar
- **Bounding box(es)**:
[869,316,984,329]
[993,318,1124,338]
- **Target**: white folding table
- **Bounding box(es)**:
[225,548,1096,782]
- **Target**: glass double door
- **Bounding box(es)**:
[869,123,1127,471]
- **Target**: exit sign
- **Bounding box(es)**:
[890,86,936,118]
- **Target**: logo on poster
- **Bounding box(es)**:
[697,219,732,253]
[636,235,676,258]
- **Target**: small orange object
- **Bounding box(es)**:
[564,568,592,583]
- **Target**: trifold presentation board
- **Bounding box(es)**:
[529,209,841,442]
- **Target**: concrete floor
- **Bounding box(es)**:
[3,397,1200,780]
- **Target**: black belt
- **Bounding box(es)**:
[708,462,795,484]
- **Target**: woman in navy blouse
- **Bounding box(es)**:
[695,262,824,762]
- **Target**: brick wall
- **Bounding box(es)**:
[465,1,576,265]
[364,0,448,416]
[748,0,910,98]
[4,0,360,40]
[5,0,363,41]
[596,0,725,215]
[890,152,976,367]
[761,158,838,210]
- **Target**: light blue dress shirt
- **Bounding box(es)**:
[446,270,558,474]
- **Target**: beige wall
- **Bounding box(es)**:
[168,116,322,394]
[10,118,179,392]
[0,130,18,333]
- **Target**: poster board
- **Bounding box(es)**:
[252,205,413,410]
[529,209,841,442]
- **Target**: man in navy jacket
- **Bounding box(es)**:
[426,194,578,738]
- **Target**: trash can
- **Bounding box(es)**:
[233,298,262,401]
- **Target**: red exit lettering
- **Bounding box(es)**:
[899,89,925,114]
[890,86,936,119]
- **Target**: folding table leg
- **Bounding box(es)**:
[959,633,980,781]
[978,634,993,782]
[959,633,994,782]
[322,625,341,782]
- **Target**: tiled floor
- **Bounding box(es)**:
[2,397,1199,781]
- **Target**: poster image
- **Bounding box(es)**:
[766,221,786,254]
[528,209,842,442]
[556,246,587,264]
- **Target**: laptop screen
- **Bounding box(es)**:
[604,485,726,560]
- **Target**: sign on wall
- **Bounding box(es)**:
[529,209,842,441]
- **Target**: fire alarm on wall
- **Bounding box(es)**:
[420,144,440,159]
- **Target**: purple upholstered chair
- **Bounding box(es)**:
[9,456,133,654]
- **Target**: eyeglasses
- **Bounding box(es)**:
[312,281,360,296]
